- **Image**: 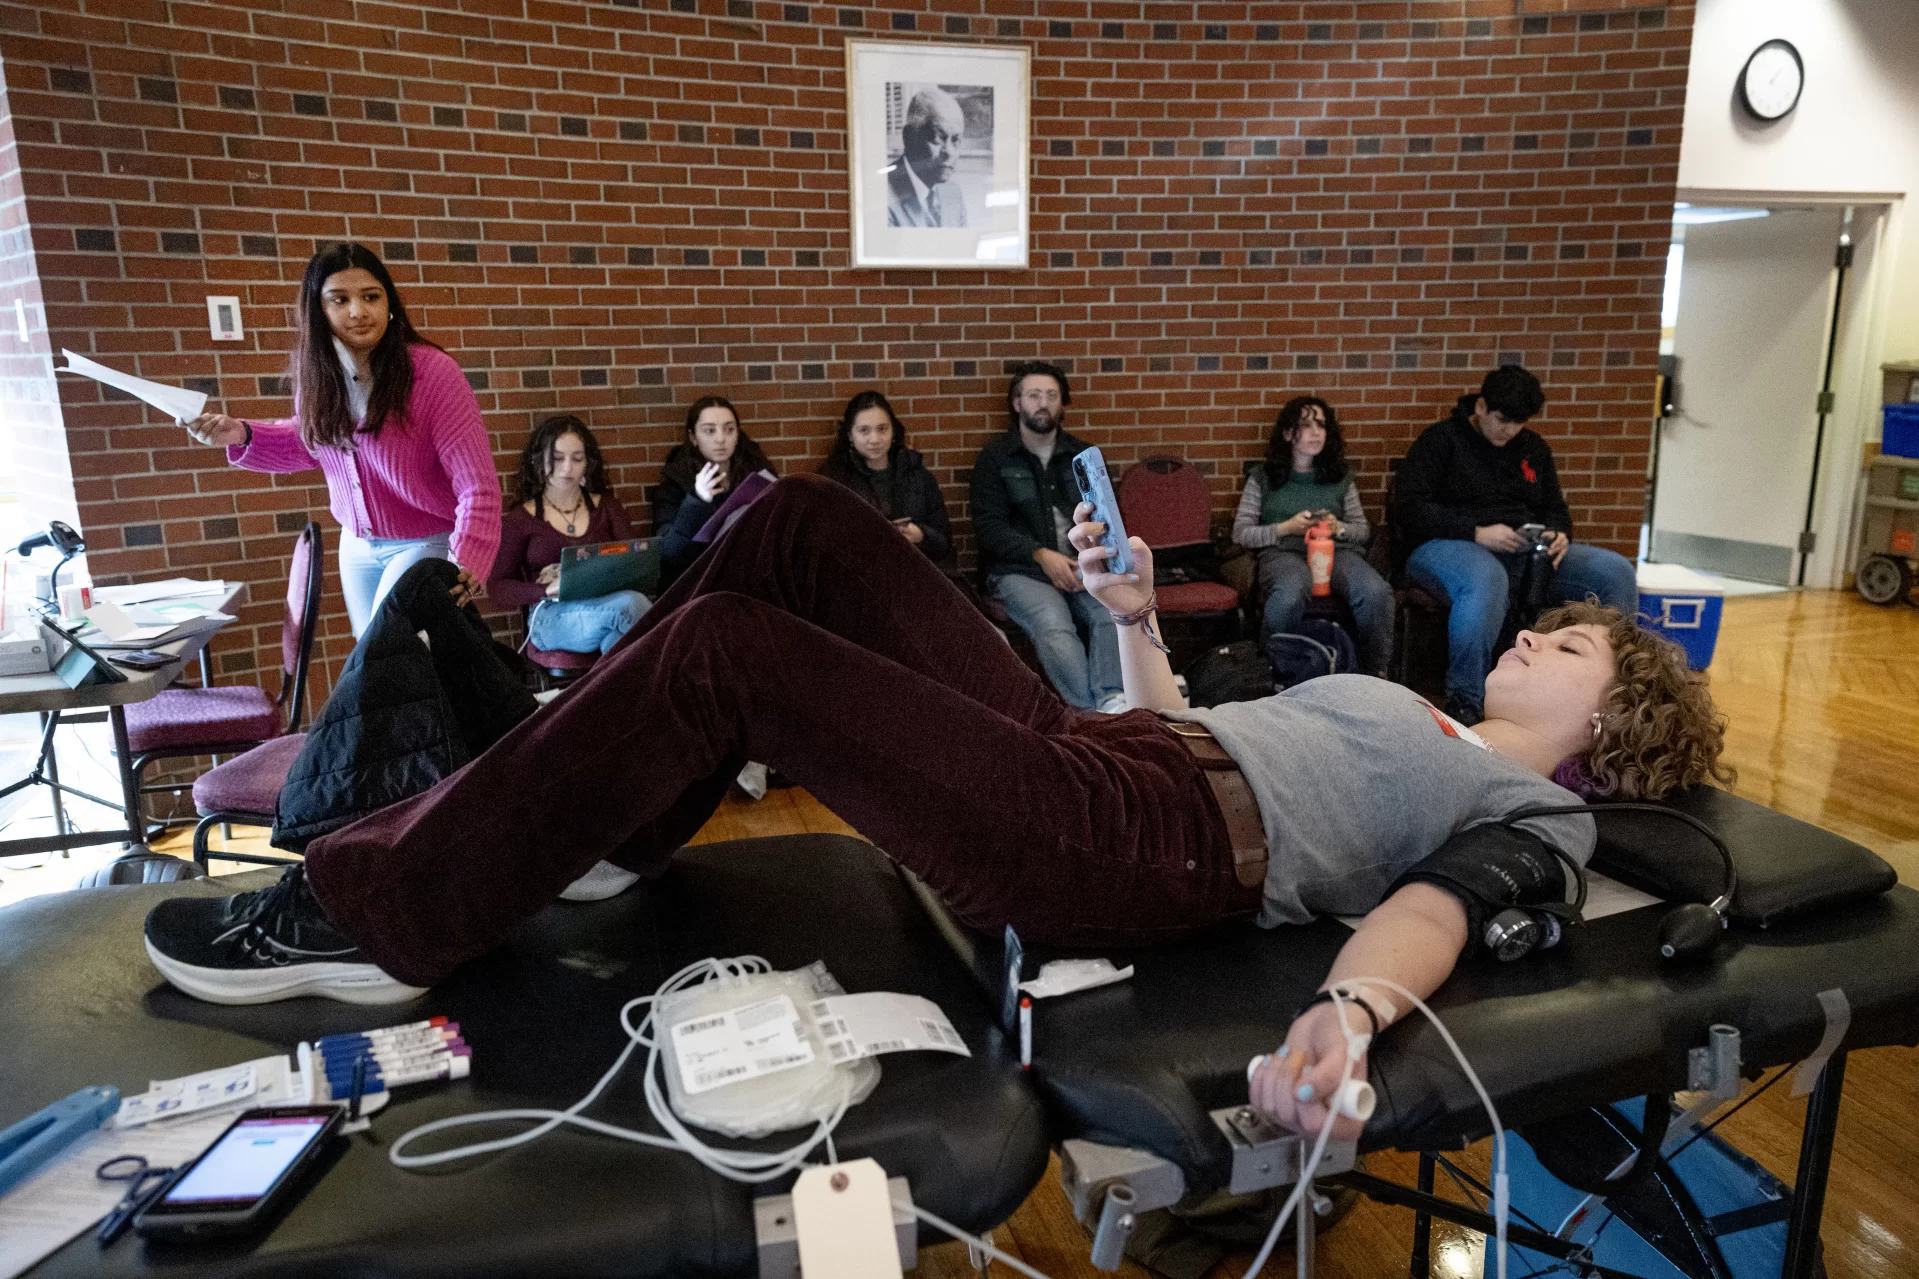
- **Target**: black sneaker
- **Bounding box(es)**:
[144,866,428,1006]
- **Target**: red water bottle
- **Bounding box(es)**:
[1306,520,1334,597]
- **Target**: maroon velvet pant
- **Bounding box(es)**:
[304,474,1251,987]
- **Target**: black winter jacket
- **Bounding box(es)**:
[968,427,1091,582]
[654,444,779,586]
[819,447,953,563]
[1393,396,1573,561]
[272,559,537,850]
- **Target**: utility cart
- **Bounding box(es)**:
[1855,360,1919,604]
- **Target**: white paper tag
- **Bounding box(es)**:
[809,993,972,1063]
[116,1062,257,1128]
[671,994,817,1095]
[792,1158,902,1279]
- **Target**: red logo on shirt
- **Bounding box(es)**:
[1521,459,1538,483]
[1418,700,1461,739]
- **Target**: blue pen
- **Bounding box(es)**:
[0,1086,120,1196]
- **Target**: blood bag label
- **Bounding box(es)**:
[810,993,972,1063]
[671,994,817,1094]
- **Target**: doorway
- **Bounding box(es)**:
[1648,205,1854,584]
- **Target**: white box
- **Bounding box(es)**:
[0,626,51,676]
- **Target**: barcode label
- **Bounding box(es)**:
[671,995,816,1096]
[812,993,973,1063]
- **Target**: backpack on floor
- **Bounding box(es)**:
[1265,618,1358,689]
[1182,640,1278,708]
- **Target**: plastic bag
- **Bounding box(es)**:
[657,961,880,1138]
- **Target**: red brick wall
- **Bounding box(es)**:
[0,0,1688,700]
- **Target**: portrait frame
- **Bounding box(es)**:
[845,39,1031,269]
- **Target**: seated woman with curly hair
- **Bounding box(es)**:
[488,414,650,656]
[146,477,1729,1145]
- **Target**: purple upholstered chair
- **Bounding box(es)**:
[124,522,323,837]
[189,732,308,869]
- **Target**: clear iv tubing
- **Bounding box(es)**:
[386,956,1065,1277]
[1239,980,1509,1279]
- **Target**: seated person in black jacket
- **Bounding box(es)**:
[1395,365,1639,723]
[818,390,952,562]
[969,361,1124,713]
[654,394,777,586]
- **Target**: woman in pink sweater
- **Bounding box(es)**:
[185,244,500,637]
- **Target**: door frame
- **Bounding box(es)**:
[1672,187,1902,588]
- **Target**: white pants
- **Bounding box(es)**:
[338,530,452,638]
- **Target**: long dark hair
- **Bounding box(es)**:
[292,243,433,450]
[1263,395,1349,487]
[514,414,610,512]
[682,394,773,489]
[827,390,907,470]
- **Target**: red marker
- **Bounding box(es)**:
[1018,997,1033,1071]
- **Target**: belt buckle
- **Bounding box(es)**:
[1163,722,1211,739]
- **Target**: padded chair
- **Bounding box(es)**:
[188,732,307,869]
[1117,455,1242,664]
[123,522,323,835]
[1381,471,1450,703]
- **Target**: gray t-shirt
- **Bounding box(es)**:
[1166,675,1594,927]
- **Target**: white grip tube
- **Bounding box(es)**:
[1244,1056,1376,1121]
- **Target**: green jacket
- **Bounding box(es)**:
[968,427,1091,582]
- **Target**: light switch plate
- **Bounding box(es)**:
[206,295,244,341]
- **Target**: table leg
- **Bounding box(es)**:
[39,711,71,845]
[1782,1051,1847,1279]
[109,704,142,848]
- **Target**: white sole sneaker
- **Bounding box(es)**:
[144,936,429,1006]
[559,859,643,902]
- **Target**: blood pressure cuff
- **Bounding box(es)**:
[1388,821,1571,955]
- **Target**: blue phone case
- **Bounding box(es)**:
[1071,447,1134,578]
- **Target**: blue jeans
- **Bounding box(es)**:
[1405,538,1638,713]
[528,590,651,655]
[989,572,1122,710]
[1254,546,1395,676]
[338,530,452,639]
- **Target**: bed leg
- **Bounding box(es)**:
[1782,1050,1847,1279]
[1409,1152,1435,1279]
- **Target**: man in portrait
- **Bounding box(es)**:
[886,86,970,228]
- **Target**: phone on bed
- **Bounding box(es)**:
[1070,447,1134,578]
[134,1106,341,1239]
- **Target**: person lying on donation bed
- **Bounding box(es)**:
[183,243,498,637]
[143,475,1728,1144]
[1233,396,1393,677]
[654,395,777,587]
[818,390,953,562]
[488,414,650,656]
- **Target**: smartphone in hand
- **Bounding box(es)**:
[1070,447,1134,577]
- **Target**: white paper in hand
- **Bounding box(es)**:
[57,349,208,423]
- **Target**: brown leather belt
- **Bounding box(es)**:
[1159,718,1269,890]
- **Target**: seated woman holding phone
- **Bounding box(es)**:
[817,390,952,562]
[654,395,777,586]
[147,469,1729,1144]
[488,415,650,656]
[1232,396,1393,677]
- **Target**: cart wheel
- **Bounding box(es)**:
[1856,555,1911,606]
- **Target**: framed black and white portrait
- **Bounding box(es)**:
[845,39,1030,269]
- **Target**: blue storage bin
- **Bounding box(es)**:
[1636,564,1724,670]
[1885,403,1919,458]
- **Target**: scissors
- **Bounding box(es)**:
[95,1154,176,1245]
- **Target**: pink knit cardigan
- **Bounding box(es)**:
[232,343,501,576]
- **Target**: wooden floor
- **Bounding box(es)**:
[173,589,1919,1279]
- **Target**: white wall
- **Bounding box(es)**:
[1678,0,1919,585]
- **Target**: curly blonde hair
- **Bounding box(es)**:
[1535,601,1734,801]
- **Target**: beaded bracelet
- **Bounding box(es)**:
[1106,591,1171,656]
